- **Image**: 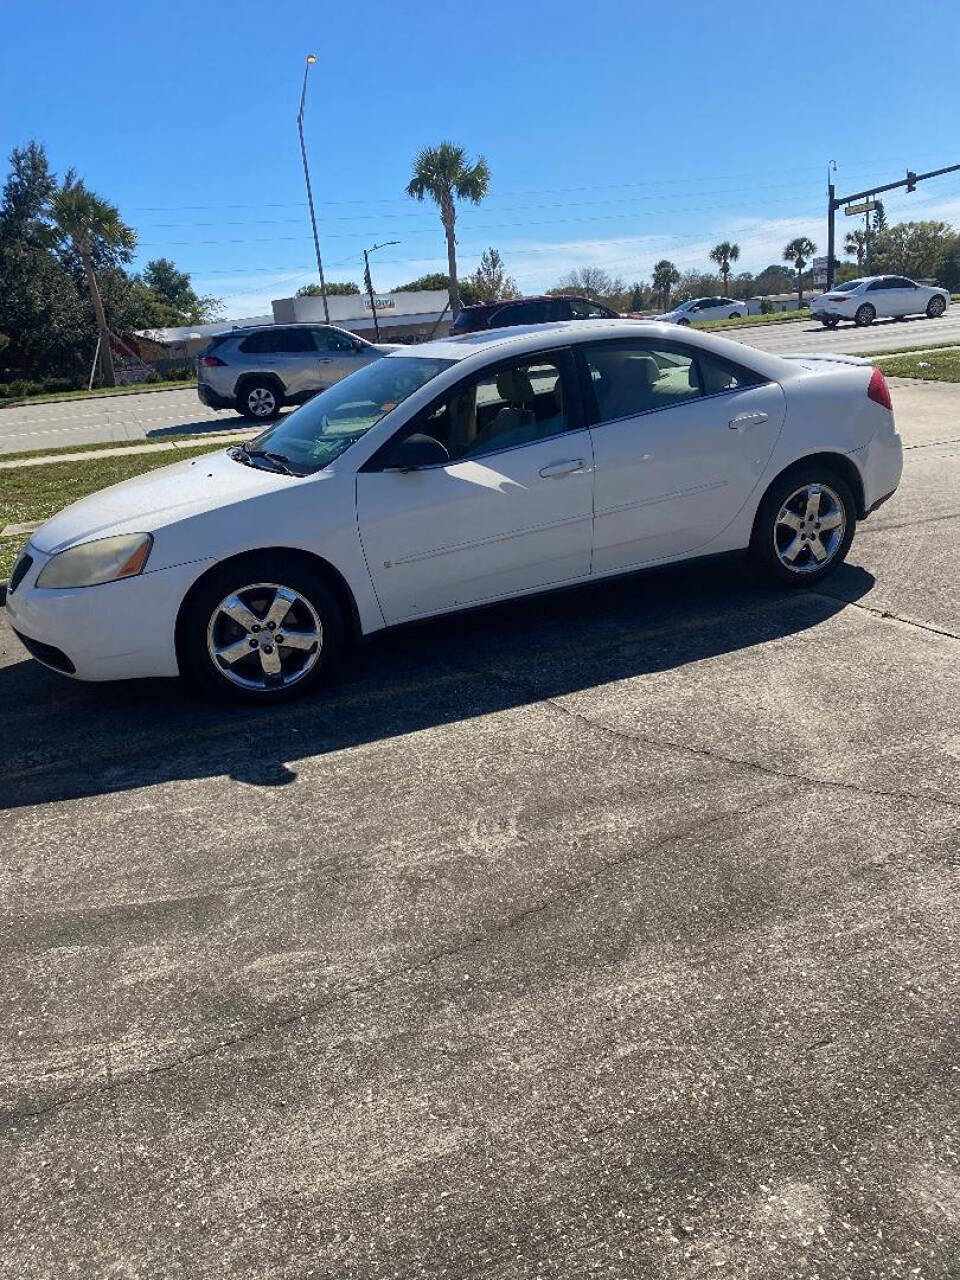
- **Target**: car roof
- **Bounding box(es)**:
[459,294,595,312]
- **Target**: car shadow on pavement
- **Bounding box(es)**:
[0,556,875,812]
[145,410,296,440]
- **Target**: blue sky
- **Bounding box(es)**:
[3,0,960,317]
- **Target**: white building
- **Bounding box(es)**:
[271,290,450,341]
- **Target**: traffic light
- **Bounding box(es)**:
[906,170,917,193]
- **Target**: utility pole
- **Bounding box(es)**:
[297,54,330,322]
[826,161,960,289]
[363,240,399,341]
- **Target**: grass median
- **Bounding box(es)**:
[0,442,223,579]
[874,347,960,383]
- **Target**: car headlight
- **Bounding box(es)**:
[35,533,153,589]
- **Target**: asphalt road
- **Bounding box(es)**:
[2,379,959,1278]
[0,306,958,455]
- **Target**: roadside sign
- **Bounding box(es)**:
[845,200,877,216]
[812,256,829,284]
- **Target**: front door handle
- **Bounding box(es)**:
[539,458,586,478]
[728,412,768,431]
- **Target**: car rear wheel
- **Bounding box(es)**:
[237,379,283,420]
[749,466,856,585]
[927,295,946,319]
[179,554,346,702]
[854,303,875,327]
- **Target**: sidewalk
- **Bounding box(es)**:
[0,429,258,470]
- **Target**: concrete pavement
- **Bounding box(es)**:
[1,379,960,1277]
[723,305,960,356]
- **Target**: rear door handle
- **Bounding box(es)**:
[539,458,586,478]
[728,412,768,430]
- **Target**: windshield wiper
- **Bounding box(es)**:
[229,445,302,476]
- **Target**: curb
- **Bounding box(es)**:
[0,383,195,412]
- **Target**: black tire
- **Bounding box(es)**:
[236,378,283,420]
[927,295,946,319]
[178,553,346,703]
[728,311,741,321]
[749,464,857,586]
[854,303,875,327]
[676,317,690,326]
[821,317,840,329]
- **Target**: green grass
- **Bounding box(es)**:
[0,443,222,578]
[0,376,195,409]
[874,347,960,383]
[694,308,808,331]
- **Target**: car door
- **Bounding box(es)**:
[581,339,786,572]
[311,327,369,388]
[889,277,921,316]
[866,278,896,317]
[355,349,594,623]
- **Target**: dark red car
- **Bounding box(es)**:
[452,294,619,334]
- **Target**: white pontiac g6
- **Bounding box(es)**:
[7,321,903,701]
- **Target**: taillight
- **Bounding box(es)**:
[200,355,225,367]
[867,366,893,410]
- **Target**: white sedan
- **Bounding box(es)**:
[657,296,748,325]
[810,275,949,328]
[7,321,903,702]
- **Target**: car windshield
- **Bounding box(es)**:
[247,356,454,474]
[833,279,867,292]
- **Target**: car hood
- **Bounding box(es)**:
[30,447,308,554]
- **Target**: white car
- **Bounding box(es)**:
[6,321,903,702]
[658,296,748,325]
[810,275,949,328]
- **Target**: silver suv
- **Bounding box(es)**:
[197,323,399,420]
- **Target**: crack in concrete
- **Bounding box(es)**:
[813,591,960,643]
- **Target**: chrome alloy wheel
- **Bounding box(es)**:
[773,483,846,574]
[247,386,277,417]
[206,582,323,691]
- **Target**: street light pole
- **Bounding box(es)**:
[297,54,329,323]
[363,240,400,341]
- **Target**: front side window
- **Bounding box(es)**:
[584,342,763,424]
[867,279,891,291]
[250,356,453,474]
[314,327,361,353]
[409,356,570,462]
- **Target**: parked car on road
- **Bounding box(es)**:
[810,276,949,328]
[452,294,619,334]
[197,323,400,420]
[8,321,902,702]
[658,296,748,325]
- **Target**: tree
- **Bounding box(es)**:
[51,171,136,385]
[406,141,490,318]
[844,229,867,270]
[652,259,680,309]
[783,236,816,308]
[752,263,795,296]
[709,241,740,294]
[629,281,646,311]
[296,280,360,297]
[389,271,480,306]
[674,269,724,303]
[871,220,957,280]
[469,247,518,303]
[550,266,624,301]
[140,258,222,325]
[872,200,887,232]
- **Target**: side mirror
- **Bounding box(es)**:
[384,433,449,471]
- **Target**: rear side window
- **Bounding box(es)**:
[583,341,764,423]
[239,330,284,354]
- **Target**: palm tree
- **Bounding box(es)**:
[406,142,490,318]
[652,259,680,310]
[709,241,740,295]
[783,236,816,309]
[52,171,136,386]
[844,229,866,270]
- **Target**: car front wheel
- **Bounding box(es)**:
[750,467,856,585]
[179,554,346,701]
[927,295,946,319]
[237,380,283,420]
[854,303,875,327]
[821,317,840,329]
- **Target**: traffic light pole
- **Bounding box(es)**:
[826,162,960,289]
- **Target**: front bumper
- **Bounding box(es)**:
[5,548,213,682]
